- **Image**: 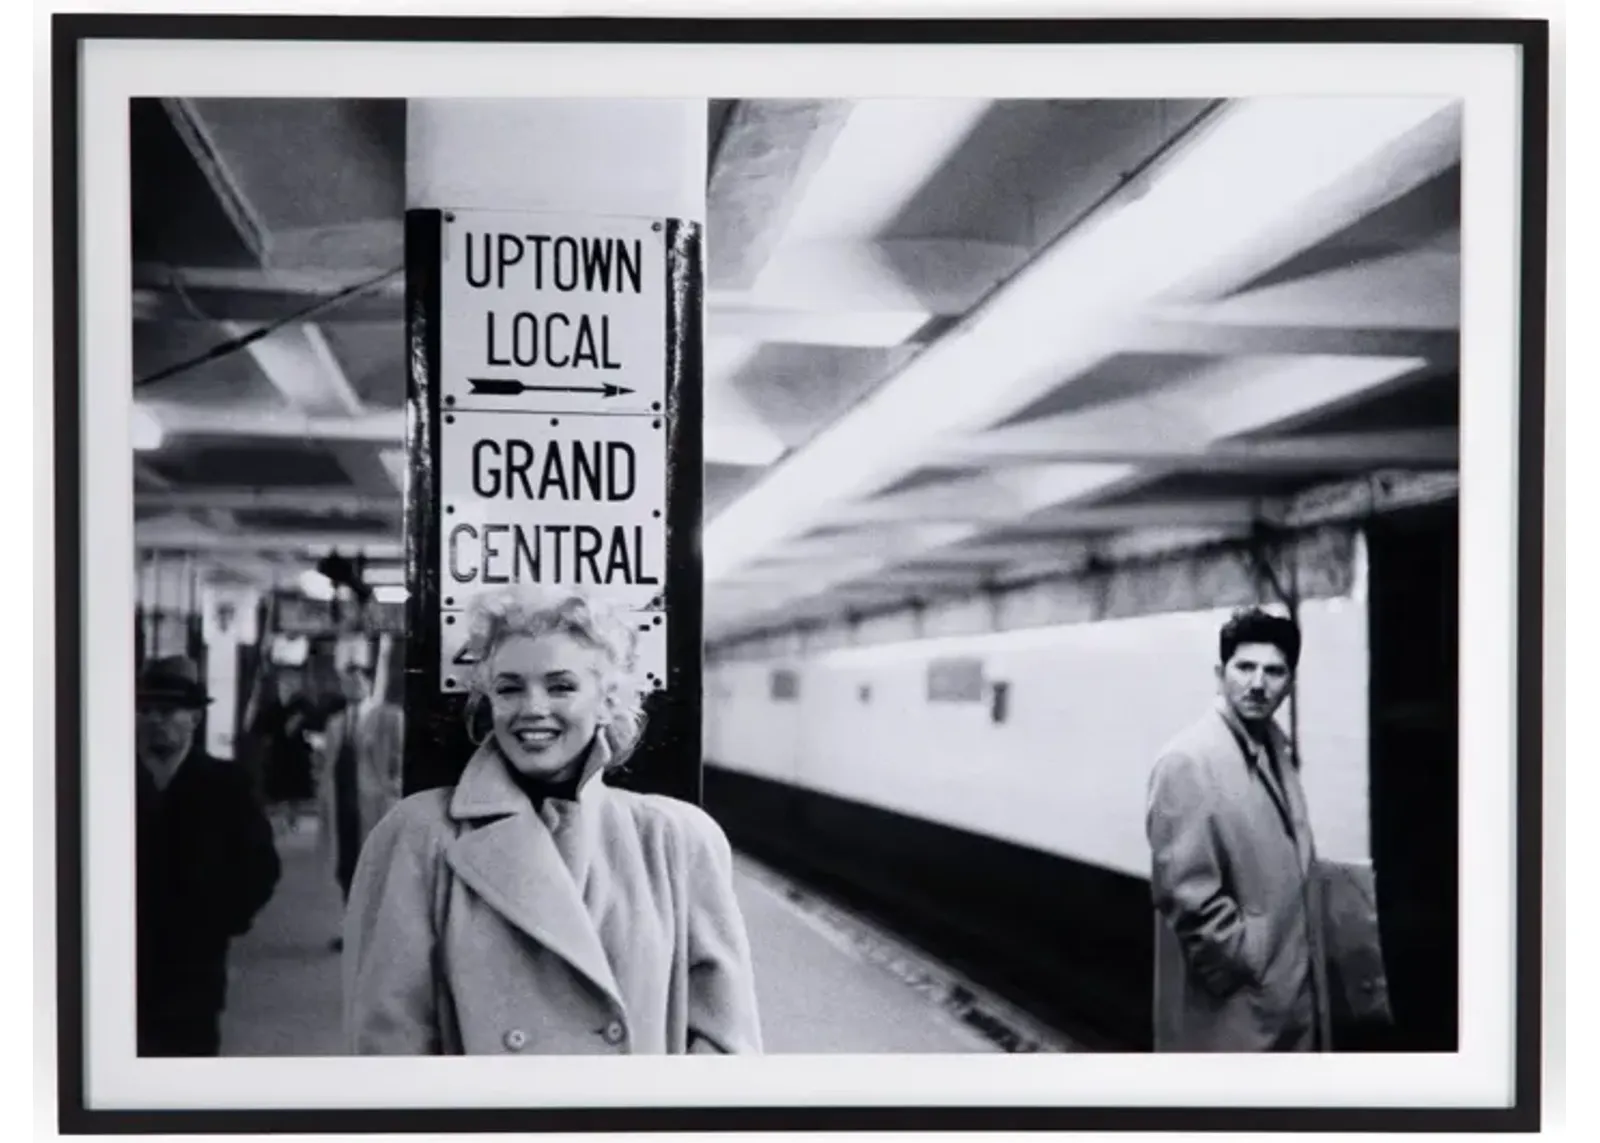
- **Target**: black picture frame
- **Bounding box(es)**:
[51,13,1549,1135]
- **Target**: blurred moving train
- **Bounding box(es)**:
[704,503,1458,1052]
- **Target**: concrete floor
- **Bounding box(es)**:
[219,820,996,1056]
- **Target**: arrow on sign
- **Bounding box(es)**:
[468,378,635,399]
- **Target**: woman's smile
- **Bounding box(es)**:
[510,723,564,751]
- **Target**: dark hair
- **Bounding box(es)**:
[1219,607,1302,670]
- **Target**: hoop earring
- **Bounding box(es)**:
[464,691,491,747]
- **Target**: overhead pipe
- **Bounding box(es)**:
[134,266,401,391]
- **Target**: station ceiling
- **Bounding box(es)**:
[130,96,1461,642]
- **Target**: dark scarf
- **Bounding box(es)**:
[497,738,599,809]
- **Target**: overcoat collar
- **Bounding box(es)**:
[441,736,626,1012]
[448,734,612,821]
[1215,699,1295,772]
[1214,702,1313,869]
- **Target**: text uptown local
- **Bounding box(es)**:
[464,231,645,371]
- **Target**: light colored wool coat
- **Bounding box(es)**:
[342,737,763,1056]
[314,703,403,884]
[1146,704,1333,1053]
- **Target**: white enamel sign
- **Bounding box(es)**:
[436,209,671,691]
[440,210,668,415]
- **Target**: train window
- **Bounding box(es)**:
[770,667,799,701]
[927,656,985,703]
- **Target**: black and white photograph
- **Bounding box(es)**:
[48,14,1548,1134]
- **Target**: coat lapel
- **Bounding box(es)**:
[1216,707,1299,855]
[324,711,347,770]
[1269,729,1332,1044]
[442,743,624,1011]
[1274,731,1317,873]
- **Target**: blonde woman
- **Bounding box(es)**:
[342,587,762,1055]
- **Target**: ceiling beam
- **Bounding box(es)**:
[133,459,174,490]
[329,441,406,497]
[905,537,1093,565]
[1167,246,1459,333]
[718,553,889,587]
[1130,316,1458,362]
[706,299,933,350]
[136,528,403,558]
[137,404,404,443]
[133,263,407,298]
[158,100,398,504]
[824,474,1065,525]
[377,448,410,493]
[938,427,1458,472]
[704,98,1463,587]
[704,338,786,466]
[771,99,993,245]
[759,524,976,563]
[132,266,405,325]
[848,566,988,588]
[135,488,401,514]
[994,499,1269,533]
[1166,102,1461,304]
[748,239,1026,314]
[708,100,855,291]
[707,238,1028,349]
[708,471,1438,637]
[928,352,1434,465]
[159,98,271,262]
[227,320,365,419]
[706,353,1428,633]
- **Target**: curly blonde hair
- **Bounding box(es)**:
[462,586,649,767]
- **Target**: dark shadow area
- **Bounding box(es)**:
[130,98,260,271]
[1362,501,1461,1051]
[704,765,1149,1051]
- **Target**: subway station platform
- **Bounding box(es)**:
[219,817,1067,1057]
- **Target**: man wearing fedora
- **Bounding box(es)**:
[136,655,281,1056]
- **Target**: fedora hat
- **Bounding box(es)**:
[135,655,211,709]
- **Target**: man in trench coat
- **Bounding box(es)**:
[1145,607,1332,1052]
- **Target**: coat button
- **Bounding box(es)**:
[601,1021,626,1046]
[504,1028,528,1051]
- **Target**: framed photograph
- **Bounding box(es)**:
[48,12,1549,1134]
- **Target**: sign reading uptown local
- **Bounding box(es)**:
[436,210,670,691]
[440,210,667,415]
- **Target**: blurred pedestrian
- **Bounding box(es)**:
[352,641,405,864]
[316,664,375,948]
[136,655,281,1056]
[256,665,317,832]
